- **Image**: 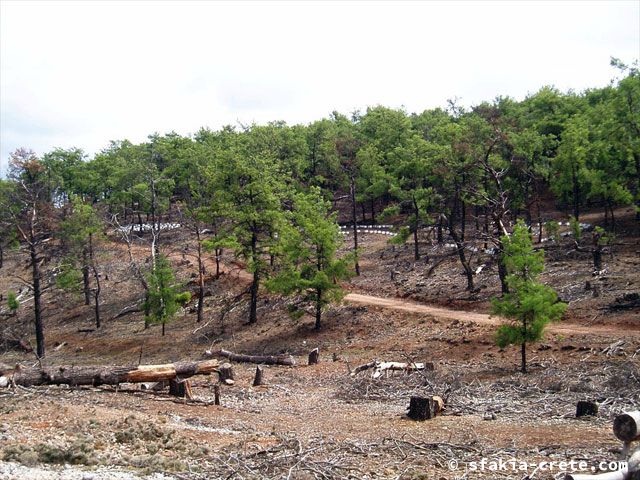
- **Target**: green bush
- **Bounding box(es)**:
[175,291,191,306]
[7,291,19,313]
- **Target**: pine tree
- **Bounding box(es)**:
[492,220,567,373]
[267,188,350,330]
[144,254,180,336]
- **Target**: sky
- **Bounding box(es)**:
[1,0,639,174]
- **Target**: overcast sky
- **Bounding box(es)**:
[1,0,639,174]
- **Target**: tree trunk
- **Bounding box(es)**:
[308,348,319,365]
[408,396,442,420]
[0,359,219,388]
[460,200,466,243]
[249,230,259,324]
[572,165,580,221]
[350,177,360,276]
[412,197,420,260]
[593,247,603,272]
[30,242,45,359]
[89,234,101,329]
[253,365,264,386]
[195,224,205,323]
[315,287,322,330]
[82,246,91,305]
[217,349,296,366]
[215,248,222,278]
[0,244,3,269]
[169,379,193,400]
[613,411,640,442]
[498,256,509,294]
[370,199,376,224]
[448,215,474,291]
[217,362,235,385]
[521,341,527,374]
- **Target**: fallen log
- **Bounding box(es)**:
[217,349,296,366]
[614,411,640,442]
[0,359,219,388]
[351,360,428,379]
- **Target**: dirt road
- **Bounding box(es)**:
[344,292,634,337]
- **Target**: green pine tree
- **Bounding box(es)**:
[267,188,351,330]
[144,254,180,336]
[492,220,567,373]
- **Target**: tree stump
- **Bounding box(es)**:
[408,396,440,421]
[253,365,264,386]
[308,348,319,365]
[613,411,640,442]
[169,379,193,400]
[213,384,221,405]
[576,400,598,417]
[218,363,235,385]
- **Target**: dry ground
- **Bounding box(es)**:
[0,207,638,479]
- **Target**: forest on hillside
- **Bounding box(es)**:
[0,59,638,361]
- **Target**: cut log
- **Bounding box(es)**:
[218,362,235,385]
[613,411,640,442]
[308,348,319,365]
[253,365,264,386]
[576,401,599,417]
[169,379,193,400]
[565,468,627,480]
[218,349,296,366]
[408,396,441,421]
[0,359,219,388]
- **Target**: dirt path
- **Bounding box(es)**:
[164,247,632,339]
[344,292,635,337]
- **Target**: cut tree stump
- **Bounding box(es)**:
[169,379,193,400]
[0,359,219,388]
[308,348,319,365]
[408,396,443,421]
[218,363,235,385]
[576,400,599,417]
[613,411,640,442]
[218,349,296,366]
[253,365,264,386]
[213,384,221,405]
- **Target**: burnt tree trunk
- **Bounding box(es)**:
[308,348,319,365]
[408,396,439,421]
[253,365,264,386]
[29,241,45,359]
[82,246,91,305]
[169,379,193,400]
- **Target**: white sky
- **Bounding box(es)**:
[1,0,639,174]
